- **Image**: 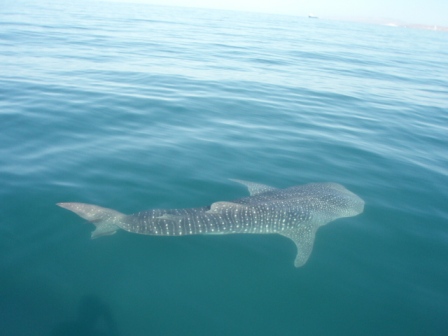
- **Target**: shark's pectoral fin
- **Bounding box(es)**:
[229,179,277,196]
[279,225,317,267]
[206,201,251,213]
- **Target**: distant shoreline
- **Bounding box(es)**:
[325,17,448,32]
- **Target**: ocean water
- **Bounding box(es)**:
[1,0,448,335]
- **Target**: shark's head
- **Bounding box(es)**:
[328,184,365,219]
[341,192,365,217]
[311,183,365,226]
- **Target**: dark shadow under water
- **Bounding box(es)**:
[51,295,119,336]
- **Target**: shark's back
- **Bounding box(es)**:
[232,182,364,223]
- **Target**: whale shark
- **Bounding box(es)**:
[57,180,364,267]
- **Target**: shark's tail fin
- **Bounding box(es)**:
[57,202,127,239]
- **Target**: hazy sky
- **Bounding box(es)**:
[102,0,448,26]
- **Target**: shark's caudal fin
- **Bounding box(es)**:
[57,202,126,239]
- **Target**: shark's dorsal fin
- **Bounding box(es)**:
[230,179,277,196]
[279,225,317,267]
[206,201,250,214]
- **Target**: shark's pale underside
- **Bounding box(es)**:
[57,180,364,267]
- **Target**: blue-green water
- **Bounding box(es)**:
[1,1,448,335]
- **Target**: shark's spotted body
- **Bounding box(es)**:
[58,180,364,267]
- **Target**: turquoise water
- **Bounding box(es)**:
[1,1,448,335]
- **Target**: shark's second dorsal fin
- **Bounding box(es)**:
[279,225,317,267]
[230,179,277,196]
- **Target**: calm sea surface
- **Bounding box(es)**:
[1,1,448,335]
